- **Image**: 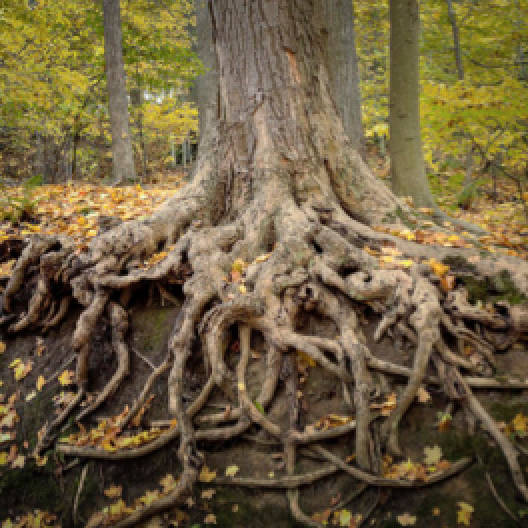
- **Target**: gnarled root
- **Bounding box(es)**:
[3,173,528,526]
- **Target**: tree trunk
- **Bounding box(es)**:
[446,0,464,81]
[103,0,136,184]
[4,2,528,526]
[389,0,437,209]
[316,0,364,152]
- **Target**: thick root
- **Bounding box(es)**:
[3,175,528,527]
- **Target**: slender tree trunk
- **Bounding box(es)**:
[103,0,136,184]
[446,0,464,81]
[316,0,364,152]
[389,0,437,209]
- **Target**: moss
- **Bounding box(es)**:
[441,259,526,305]
[134,308,173,351]
[0,463,73,522]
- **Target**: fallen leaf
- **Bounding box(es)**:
[397,512,417,526]
[232,504,239,513]
[337,509,352,527]
[0,342,6,354]
[423,445,443,466]
[159,473,177,493]
[432,507,440,516]
[58,370,75,386]
[36,337,46,356]
[225,464,239,477]
[104,485,122,498]
[416,386,431,403]
[35,455,48,466]
[457,502,474,525]
[25,390,37,402]
[11,454,25,468]
[204,513,217,524]
[202,488,216,500]
[199,465,217,483]
[37,375,46,391]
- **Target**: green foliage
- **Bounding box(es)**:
[356,0,527,189]
[0,0,200,179]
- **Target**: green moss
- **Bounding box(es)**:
[135,308,173,351]
[441,259,526,305]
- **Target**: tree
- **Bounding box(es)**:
[2,1,527,525]
[103,0,136,184]
[316,0,364,151]
[389,0,437,209]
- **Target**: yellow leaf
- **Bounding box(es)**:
[457,502,474,525]
[201,488,216,500]
[254,253,271,263]
[37,375,46,391]
[25,391,37,402]
[225,464,239,477]
[58,370,75,386]
[0,452,8,466]
[427,258,449,277]
[512,413,527,435]
[35,455,48,466]
[416,387,431,404]
[337,509,352,526]
[204,513,217,525]
[159,474,177,493]
[0,342,6,354]
[104,485,122,498]
[397,513,417,526]
[11,455,25,468]
[238,284,247,294]
[297,350,316,368]
[423,445,443,465]
[199,465,217,483]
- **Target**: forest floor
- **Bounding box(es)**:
[0,162,527,528]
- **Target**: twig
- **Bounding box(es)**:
[73,463,89,524]
[47,355,76,384]
[485,472,520,524]
[311,445,473,488]
[359,490,380,527]
[132,347,156,370]
[331,483,369,513]
[515,442,528,457]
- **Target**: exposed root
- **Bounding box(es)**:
[3,171,527,527]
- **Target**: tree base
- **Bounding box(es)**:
[1,169,528,526]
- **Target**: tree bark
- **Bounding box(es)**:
[316,0,364,152]
[389,0,437,209]
[103,0,136,184]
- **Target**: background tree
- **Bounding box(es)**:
[102,0,136,184]
[389,0,437,209]
[1,1,528,527]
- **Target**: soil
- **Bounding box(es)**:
[1,289,527,528]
